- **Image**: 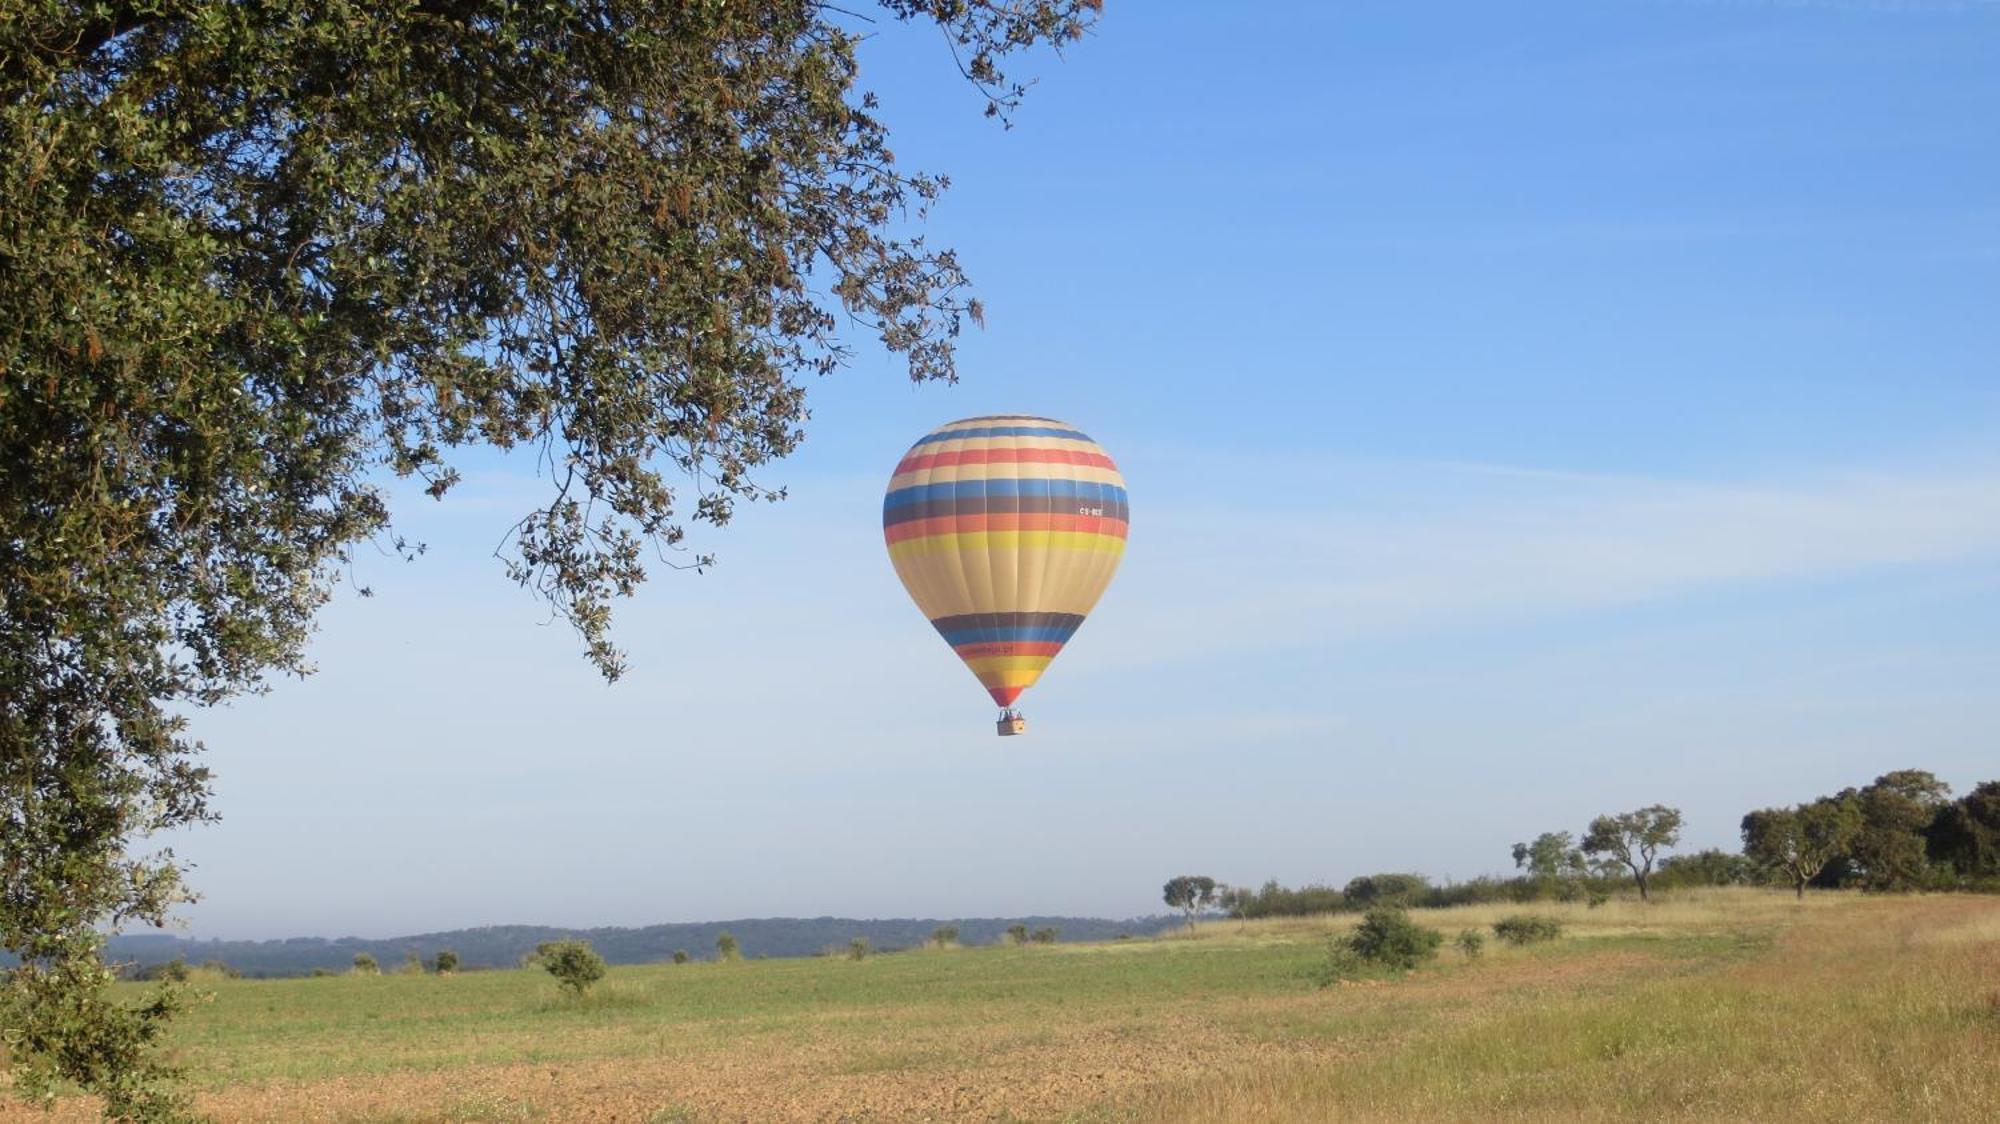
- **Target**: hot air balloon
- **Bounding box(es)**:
[882,415,1129,735]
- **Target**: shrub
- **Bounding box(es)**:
[1347,906,1443,970]
[1492,915,1565,945]
[848,937,870,961]
[715,932,741,961]
[434,950,460,974]
[931,925,959,948]
[351,953,379,975]
[309,967,333,978]
[535,940,607,997]
[1030,927,1058,944]
[1004,923,1029,946]
[1456,928,1485,959]
[396,952,425,976]
[671,950,690,965]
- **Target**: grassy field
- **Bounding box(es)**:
[6,889,1996,1122]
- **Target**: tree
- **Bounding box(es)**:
[1928,781,2000,878]
[672,950,691,965]
[715,932,741,962]
[1581,805,1683,902]
[1848,770,1952,891]
[1654,849,1757,889]
[0,1,1100,1111]
[1030,927,1059,944]
[1163,875,1219,927]
[434,950,460,974]
[351,953,379,975]
[1004,923,1030,946]
[535,940,607,997]
[1742,798,1864,899]
[847,937,870,961]
[1341,873,1428,908]
[1511,832,1588,898]
[930,925,960,948]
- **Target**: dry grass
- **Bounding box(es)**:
[1138,893,2000,1123]
[5,890,1994,1123]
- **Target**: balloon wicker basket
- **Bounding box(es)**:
[996,711,1027,737]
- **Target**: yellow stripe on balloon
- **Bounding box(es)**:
[886,531,1128,559]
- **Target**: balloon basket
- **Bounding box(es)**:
[996,711,1027,737]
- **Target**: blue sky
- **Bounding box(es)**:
[171,1,1999,939]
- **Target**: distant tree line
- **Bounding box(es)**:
[1197,768,1997,920]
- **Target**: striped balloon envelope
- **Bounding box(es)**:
[882,416,1129,733]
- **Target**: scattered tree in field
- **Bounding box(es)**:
[672,950,691,965]
[1005,924,1030,946]
[351,953,379,976]
[1654,849,1758,889]
[1030,927,1059,944]
[535,940,607,998]
[931,926,960,949]
[434,950,459,975]
[1163,875,1219,927]
[1346,907,1443,971]
[1512,832,1589,898]
[1491,916,1564,945]
[715,932,742,962]
[1456,929,1485,959]
[0,0,1101,1109]
[1341,873,1429,908]
[1743,799,1864,899]
[1581,806,1683,901]
[1928,781,2000,878]
[848,938,871,961]
[1848,771,1953,891]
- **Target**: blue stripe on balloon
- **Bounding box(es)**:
[882,479,1129,511]
[937,624,1081,646]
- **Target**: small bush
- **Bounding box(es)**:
[1493,915,1565,945]
[848,937,870,961]
[351,953,379,975]
[396,952,425,976]
[434,950,460,974]
[931,925,959,948]
[1348,906,1443,970]
[715,932,741,962]
[1456,928,1485,959]
[535,939,608,997]
[1004,923,1029,946]
[671,950,690,965]
[309,967,333,978]
[1030,927,1059,944]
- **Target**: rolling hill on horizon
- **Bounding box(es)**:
[104,914,1183,977]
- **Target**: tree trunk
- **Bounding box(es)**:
[1635,871,1649,901]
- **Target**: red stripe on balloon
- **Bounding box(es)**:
[894,447,1119,474]
[951,641,1067,660]
[882,513,1130,544]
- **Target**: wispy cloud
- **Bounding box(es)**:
[1090,461,2000,669]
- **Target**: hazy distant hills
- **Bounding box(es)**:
[104,915,1181,977]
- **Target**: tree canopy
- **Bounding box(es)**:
[1580,805,1682,902]
[0,1,1098,1115]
